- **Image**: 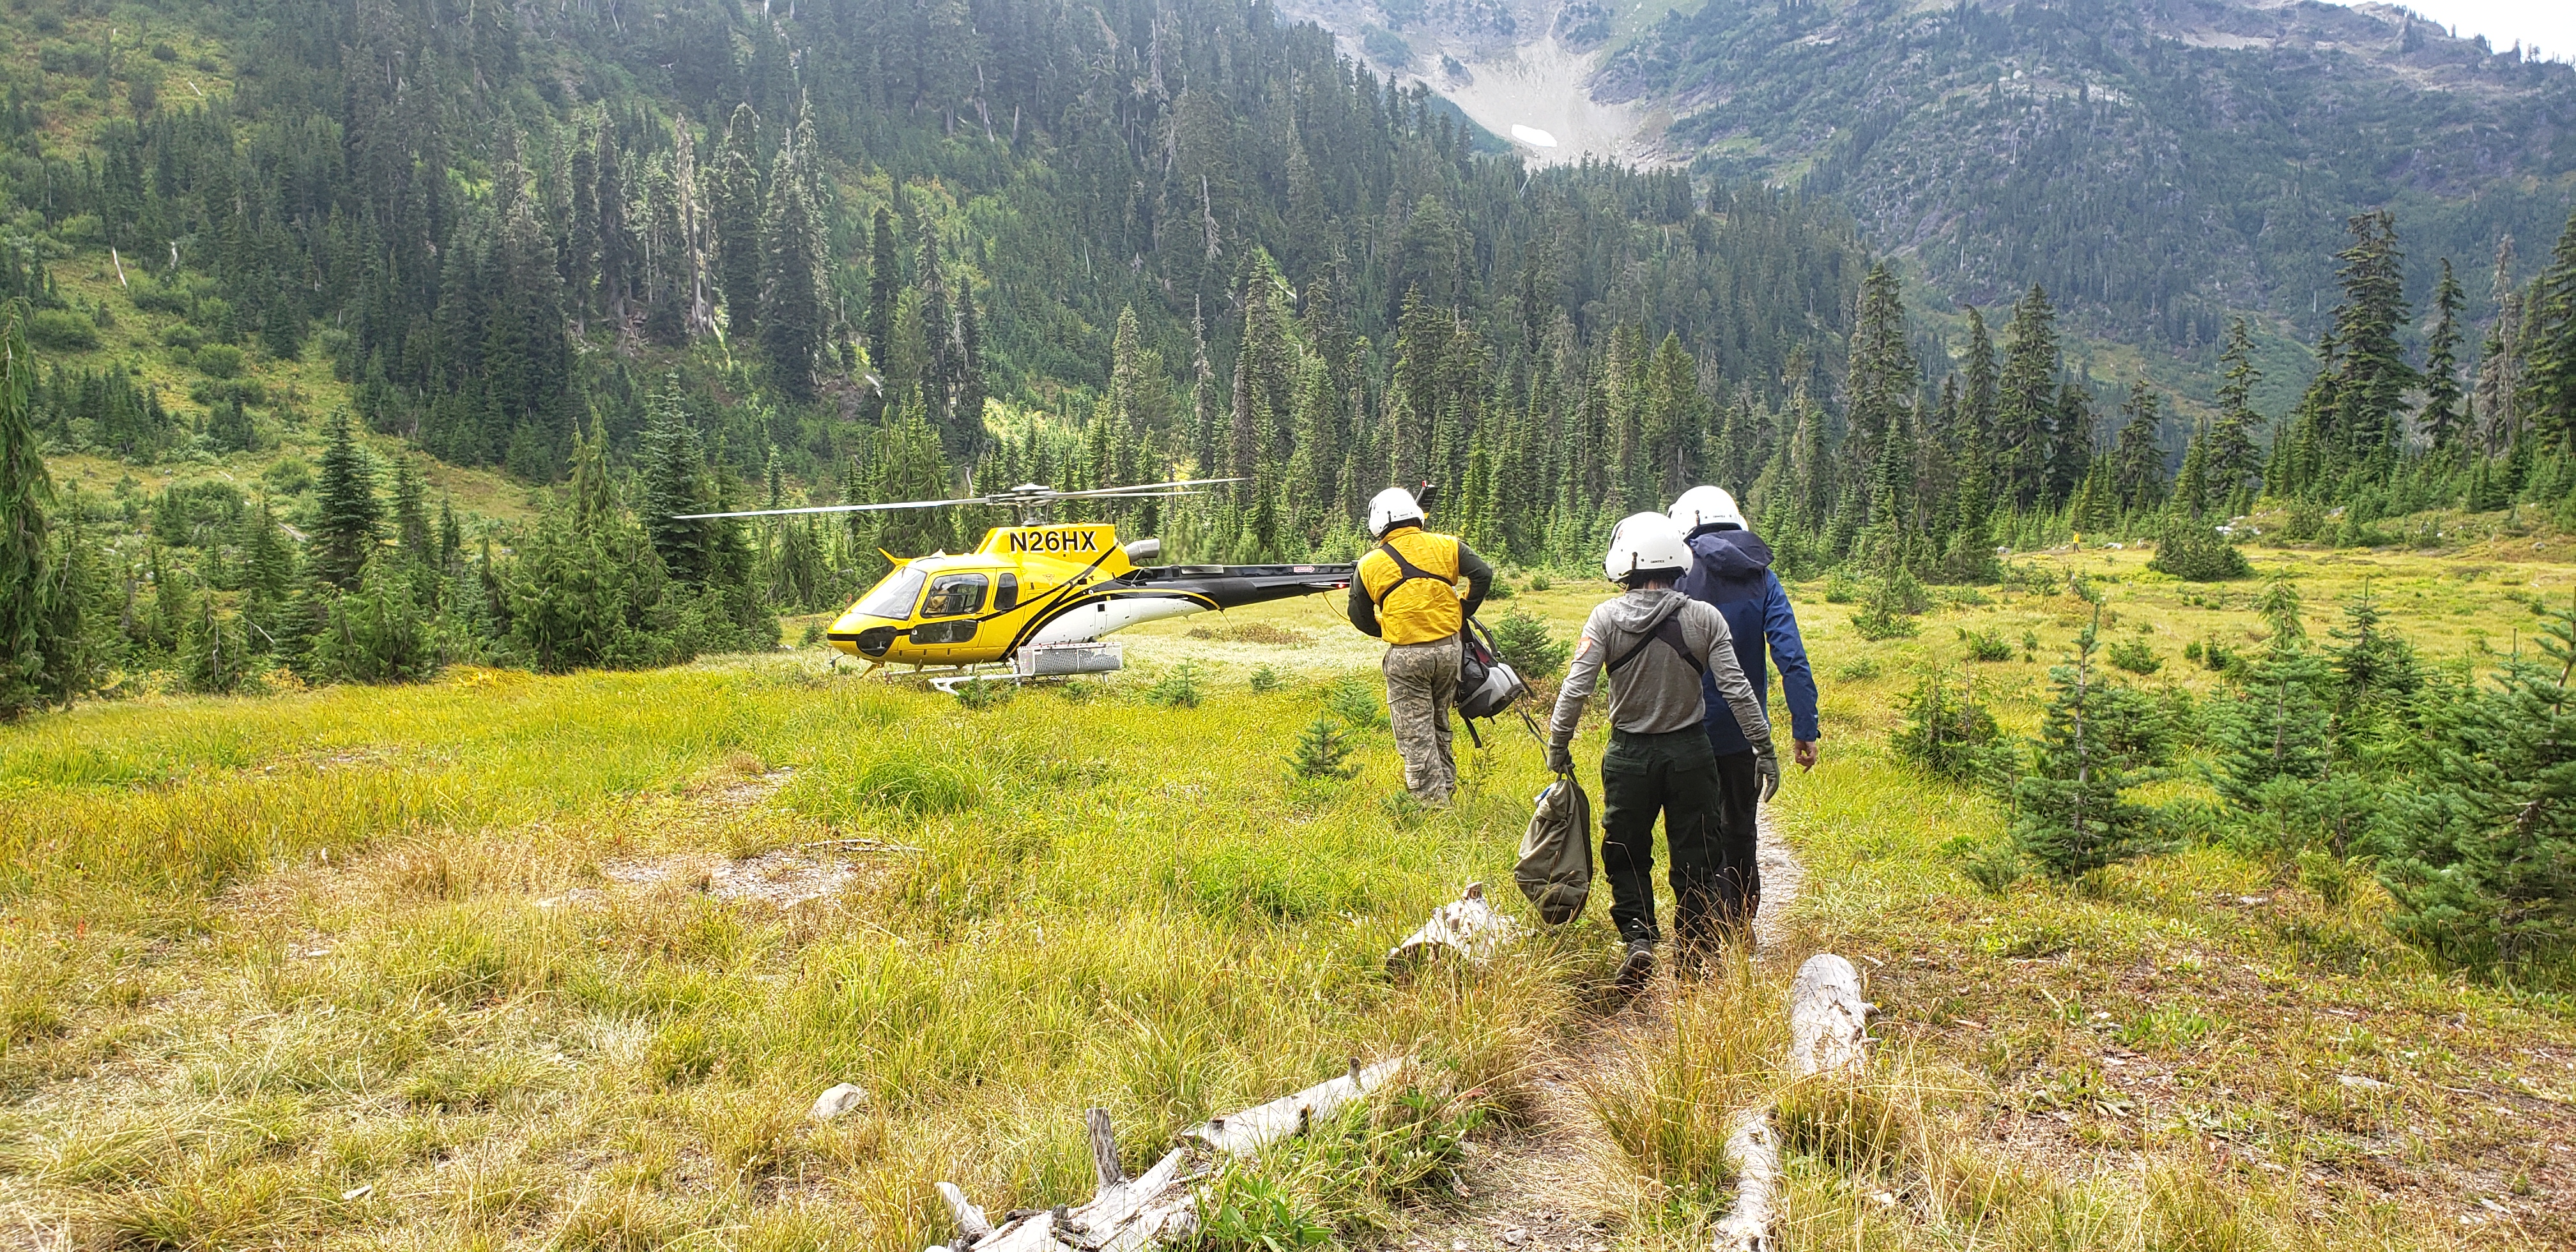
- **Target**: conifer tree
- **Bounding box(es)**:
[314,411,382,592]
[2379,596,2576,973]
[758,107,825,402]
[871,390,957,559]
[866,208,898,372]
[2520,208,2576,452]
[2111,383,2166,512]
[1995,285,2060,507]
[1843,263,1915,487]
[2,300,82,719]
[238,499,296,653]
[641,379,714,583]
[179,594,250,694]
[2208,319,2267,509]
[2423,257,2467,452]
[2014,606,2163,878]
[1960,306,1998,440]
[2323,210,2418,470]
[2475,236,2526,454]
[714,105,764,346]
[2173,425,2211,519]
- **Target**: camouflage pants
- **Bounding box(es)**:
[1383,636,1460,805]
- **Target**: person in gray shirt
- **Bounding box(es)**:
[1547,513,1779,991]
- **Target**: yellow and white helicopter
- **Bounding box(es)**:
[681,480,1355,683]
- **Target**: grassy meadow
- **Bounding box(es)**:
[4,533,2576,1249]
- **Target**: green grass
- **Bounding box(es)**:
[6,541,2576,1248]
[0,653,1583,1248]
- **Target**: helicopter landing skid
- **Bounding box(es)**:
[917,642,1126,693]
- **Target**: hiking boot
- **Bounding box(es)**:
[1613,940,1655,996]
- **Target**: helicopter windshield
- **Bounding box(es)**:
[854,567,927,619]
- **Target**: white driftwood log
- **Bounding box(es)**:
[1707,1113,1781,1252]
[926,1058,1403,1252]
[1179,1057,1404,1156]
[1786,954,1871,1078]
[1711,954,1874,1252]
[1385,882,1523,973]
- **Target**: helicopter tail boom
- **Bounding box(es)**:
[1124,563,1356,611]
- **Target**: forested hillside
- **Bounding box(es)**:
[1599,0,2576,354]
[6,0,2576,721]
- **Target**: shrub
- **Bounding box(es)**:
[157,323,203,349]
[1526,572,1551,592]
[193,343,244,378]
[2106,637,2161,675]
[309,560,441,684]
[2148,513,2252,581]
[1285,714,1360,782]
[1149,660,1209,708]
[1958,627,2014,662]
[1249,664,1285,693]
[1487,607,1571,682]
[2376,599,2576,979]
[953,676,1015,709]
[1893,672,2000,782]
[1324,676,1387,728]
[26,309,98,350]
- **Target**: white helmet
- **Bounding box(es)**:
[1604,512,1692,584]
[1367,487,1425,537]
[1669,485,1746,533]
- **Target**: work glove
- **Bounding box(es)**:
[1545,741,1575,775]
[1752,740,1782,804]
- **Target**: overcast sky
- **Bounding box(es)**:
[2393,0,2575,62]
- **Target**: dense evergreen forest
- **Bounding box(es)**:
[4,0,2576,717]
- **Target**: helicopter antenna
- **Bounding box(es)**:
[671,478,1243,524]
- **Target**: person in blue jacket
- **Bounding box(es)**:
[1667,486,1821,938]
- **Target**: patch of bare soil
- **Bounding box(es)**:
[1405,809,1805,1250]
[587,848,857,909]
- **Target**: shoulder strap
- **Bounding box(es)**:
[1606,600,1704,675]
[1368,537,1445,605]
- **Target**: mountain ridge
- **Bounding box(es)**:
[1591,0,2576,354]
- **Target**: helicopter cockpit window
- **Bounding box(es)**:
[993,573,1020,612]
[854,567,927,619]
[921,573,988,618]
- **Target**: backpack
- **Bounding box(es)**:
[1515,772,1593,925]
[1455,617,1531,745]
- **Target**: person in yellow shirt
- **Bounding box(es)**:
[1346,486,1494,805]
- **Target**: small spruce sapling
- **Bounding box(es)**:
[1894,670,2000,782]
[1286,713,1360,782]
[2378,595,2576,976]
[2012,604,2165,878]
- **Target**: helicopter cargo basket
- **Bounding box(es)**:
[1015,641,1124,677]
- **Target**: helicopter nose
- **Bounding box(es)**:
[852,626,896,657]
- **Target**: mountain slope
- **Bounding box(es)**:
[1598,0,2576,347]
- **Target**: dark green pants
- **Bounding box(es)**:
[1600,726,1730,950]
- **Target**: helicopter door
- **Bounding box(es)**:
[914,573,988,648]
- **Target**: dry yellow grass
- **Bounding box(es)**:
[4,540,2575,1249]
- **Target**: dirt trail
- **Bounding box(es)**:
[1406,809,1802,1251]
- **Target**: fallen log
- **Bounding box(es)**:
[926,1058,1404,1252]
[1786,954,1869,1078]
[1711,954,1874,1252]
[1385,882,1522,973]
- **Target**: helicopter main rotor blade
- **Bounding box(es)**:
[1037,477,1243,500]
[670,495,988,520]
[671,478,1245,521]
